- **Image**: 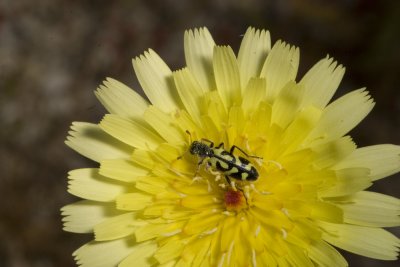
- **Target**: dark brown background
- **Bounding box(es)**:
[0,0,399,266]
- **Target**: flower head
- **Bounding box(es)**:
[63,27,400,266]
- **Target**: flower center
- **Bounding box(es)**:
[224,189,247,211]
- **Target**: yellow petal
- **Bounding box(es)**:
[183,210,224,236]
[213,46,241,109]
[319,221,400,260]
[68,168,132,202]
[286,244,314,267]
[135,176,168,195]
[281,106,322,155]
[173,68,206,124]
[99,114,163,150]
[132,49,181,112]
[300,57,345,109]
[175,110,206,138]
[158,260,176,267]
[154,238,184,264]
[251,207,293,230]
[156,142,184,163]
[143,105,184,144]
[180,195,218,209]
[258,250,278,267]
[144,203,175,217]
[116,192,153,211]
[119,241,158,267]
[308,240,348,267]
[135,221,185,242]
[61,200,123,233]
[248,101,272,139]
[308,201,343,223]
[332,191,400,227]
[73,238,136,267]
[184,27,216,91]
[200,115,221,142]
[334,144,400,181]
[238,27,271,89]
[180,235,211,266]
[260,41,299,102]
[271,81,303,129]
[65,122,131,162]
[99,159,148,183]
[94,212,137,241]
[228,106,245,134]
[219,216,238,252]
[95,78,148,118]
[241,77,266,115]
[202,91,228,132]
[311,136,356,168]
[320,168,371,197]
[306,89,374,144]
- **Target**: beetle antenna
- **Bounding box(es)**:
[177,130,193,160]
[185,130,192,143]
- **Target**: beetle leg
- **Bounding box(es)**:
[230,145,262,160]
[200,138,214,148]
[243,185,251,204]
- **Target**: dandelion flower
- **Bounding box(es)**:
[63,27,400,266]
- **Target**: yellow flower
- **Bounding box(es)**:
[63,27,400,266]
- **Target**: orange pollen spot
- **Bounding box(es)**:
[224,190,246,211]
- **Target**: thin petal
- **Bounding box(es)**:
[319,222,400,260]
[68,168,132,202]
[308,240,348,267]
[154,238,184,264]
[99,159,148,183]
[286,244,314,267]
[183,210,224,236]
[174,110,206,138]
[65,122,131,162]
[281,106,322,155]
[300,57,345,109]
[311,136,356,168]
[241,77,266,115]
[332,191,400,227]
[238,27,271,89]
[184,27,216,91]
[228,106,245,135]
[99,114,163,150]
[271,81,304,129]
[131,149,155,170]
[135,176,169,195]
[119,241,158,267]
[334,144,400,181]
[213,45,241,109]
[132,49,181,112]
[260,41,299,102]
[173,68,206,123]
[202,91,228,132]
[308,201,343,223]
[61,200,124,233]
[94,212,137,241]
[306,89,375,144]
[319,167,371,198]
[73,237,136,267]
[135,221,185,242]
[116,192,153,211]
[95,78,149,118]
[143,105,184,144]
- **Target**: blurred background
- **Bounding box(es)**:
[0,0,399,266]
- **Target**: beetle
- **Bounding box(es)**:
[188,138,261,187]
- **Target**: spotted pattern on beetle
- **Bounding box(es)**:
[188,140,260,182]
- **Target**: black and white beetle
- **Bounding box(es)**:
[188,138,261,187]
